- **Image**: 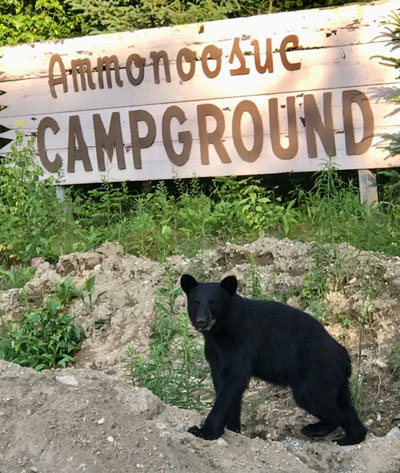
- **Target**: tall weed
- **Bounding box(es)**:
[127,267,211,409]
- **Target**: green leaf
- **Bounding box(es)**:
[85,275,96,292]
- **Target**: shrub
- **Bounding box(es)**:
[0,274,84,370]
[0,134,78,265]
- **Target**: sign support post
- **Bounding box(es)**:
[358,170,379,206]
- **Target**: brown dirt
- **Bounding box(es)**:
[1,237,400,473]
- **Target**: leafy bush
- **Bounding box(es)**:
[1,0,370,46]
[0,0,82,45]
[211,176,297,238]
[244,255,266,300]
[65,0,242,34]
[0,134,80,265]
[0,274,84,370]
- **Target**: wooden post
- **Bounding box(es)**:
[56,185,65,203]
[358,170,378,206]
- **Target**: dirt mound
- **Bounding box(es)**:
[8,237,399,381]
[1,361,399,473]
[1,237,400,472]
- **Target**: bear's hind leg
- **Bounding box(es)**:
[301,419,338,438]
[292,382,341,439]
[335,382,367,446]
[226,401,241,433]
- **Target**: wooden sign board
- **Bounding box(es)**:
[0,0,399,185]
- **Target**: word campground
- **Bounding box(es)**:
[38,91,373,174]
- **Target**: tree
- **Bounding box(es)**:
[0,0,371,45]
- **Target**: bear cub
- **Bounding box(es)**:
[180,274,367,446]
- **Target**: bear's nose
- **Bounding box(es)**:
[196,319,208,329]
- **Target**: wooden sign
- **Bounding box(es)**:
[0,0,399,185]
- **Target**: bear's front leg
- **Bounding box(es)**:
[187,423,224,440]
[188,370,248,440]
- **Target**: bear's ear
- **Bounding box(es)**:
[180,274,198,295]
[220,275,237,296]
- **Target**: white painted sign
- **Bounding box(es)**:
[0,0,399,184]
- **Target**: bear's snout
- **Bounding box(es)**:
[194,308,216,332]
[196,319,208,330]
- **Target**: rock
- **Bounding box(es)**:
[56,375,79,386]
[385,427,400,439]
[374,359,388,369]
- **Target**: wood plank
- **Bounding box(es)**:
[0,43,397,118]
[1,88,399,144]
[0,0,396,81]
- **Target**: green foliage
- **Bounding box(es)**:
[1,0,373,45]
[294,158,369,242]
[80,275,97,310]
[61,0,368,37]
[127,267,211,409]
[291,158,400,256]
[0,274,83,370]
[300,240,386,322]
[350,373,365,417]
[300,244,331,320]
[65,0,241,35]
[374,10,400,157]
[0,134,81,265]
[380,169,400,202]
[53,273,99,311]
[211,176,297,238]
[72,181,135,227]
[0,0,82,45]
[271,0,368,12]
[0,266,34,291]
[1,136,399,270]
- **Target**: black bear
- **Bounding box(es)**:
[180,273,367,446]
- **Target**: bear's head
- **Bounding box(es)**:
[180,274,237,332]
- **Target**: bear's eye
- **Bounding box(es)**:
[209,300,219,309]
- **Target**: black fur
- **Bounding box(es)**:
[180,274,367,446]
